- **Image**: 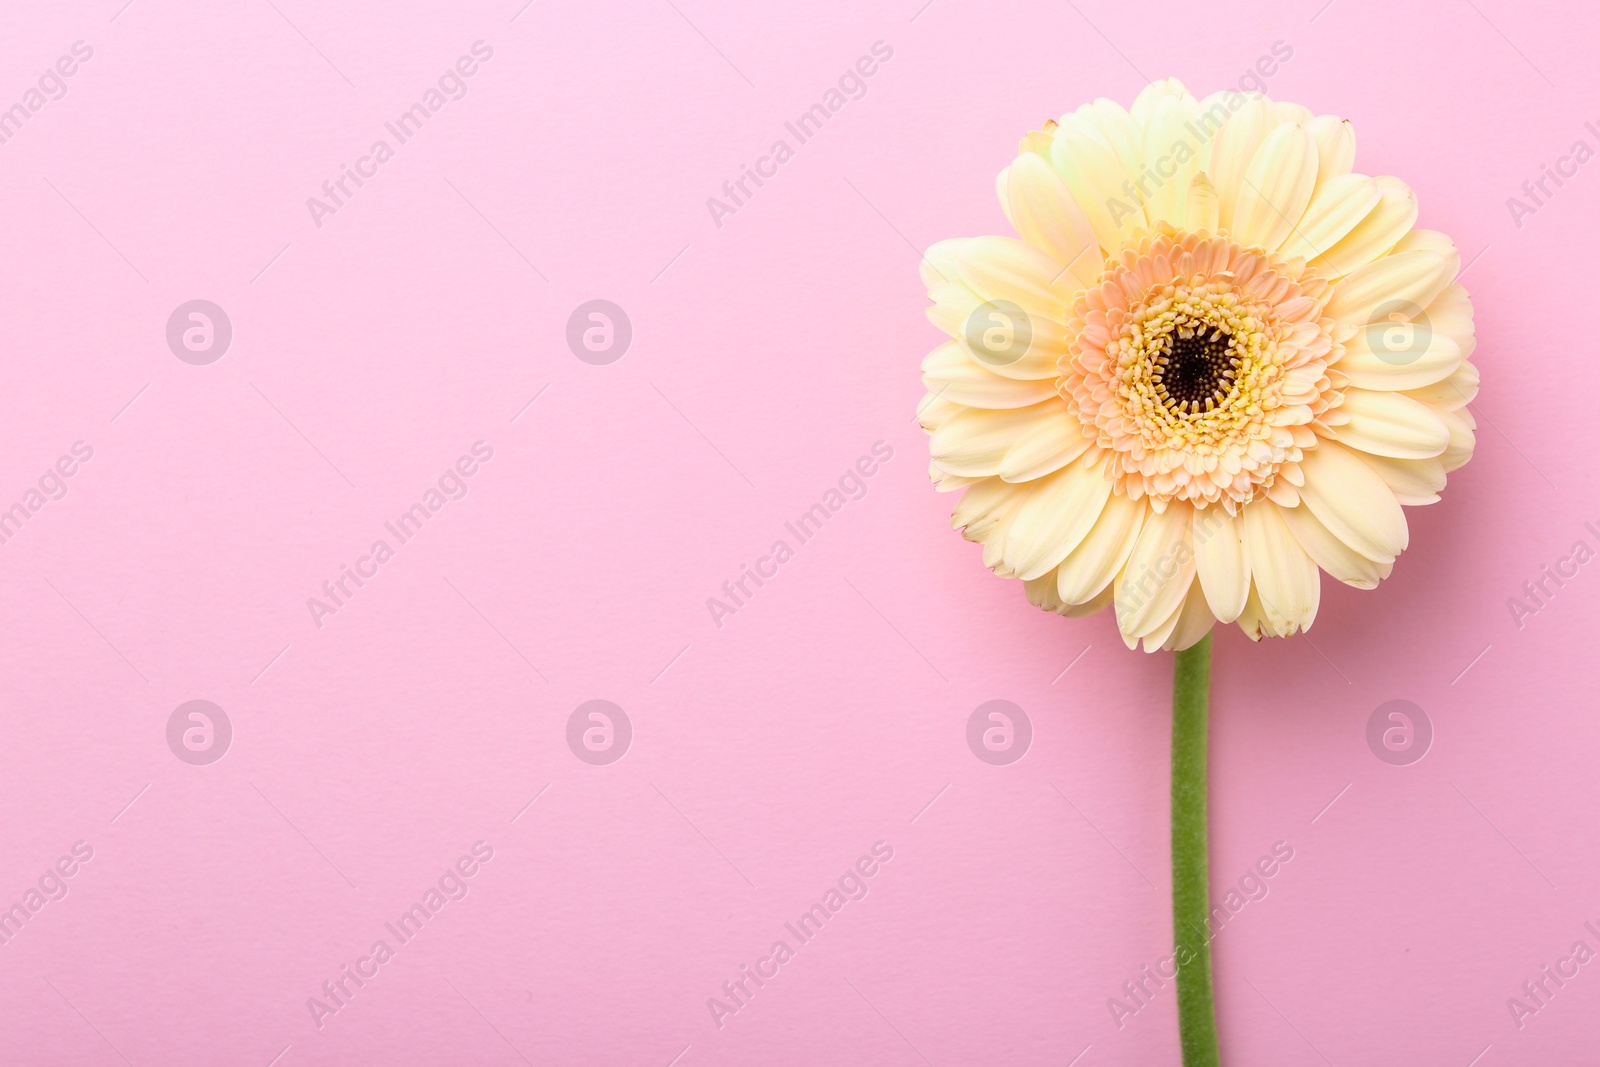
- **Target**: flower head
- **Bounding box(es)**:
[919,79,1477,651]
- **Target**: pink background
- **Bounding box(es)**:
[0,0,1594,1063]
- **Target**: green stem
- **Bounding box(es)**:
[1172,634,1220,1067]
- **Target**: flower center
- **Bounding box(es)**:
[1156,328,1236,414]
[1060,230,1342,508]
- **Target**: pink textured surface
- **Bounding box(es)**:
[0,0,1594,1063]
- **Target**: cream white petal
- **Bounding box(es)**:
[1192,507,1250,622]
[1330,388,1450,459]
[925,277,984,336]
[1436,407,1476,472]
[930,466,984,492]
[996,167,1015,231]
[926,277,1066,366]
[1113,501,1195,638]
[1405,360,1478,411]
[928,277,1069,382]
[982,525,1013,575]
[1049,124,1140,252]
[1305,114,1356,186]
[1336,326,1461,391]
[1310,175,1417,279]
[952,477,1021,539]
[1232,123,1319,252]
[1162,577,1218,651]
[1325,248,1455,326]
[1422,282,1476,359]
[1389,228,1461,269]
[1185,171,1221,232]
[1236,583,1270,641]
[1279,503,1387,588]
[930,402,1064,477]
[1003,459,1115,581]
[955,236,1081,318]
[1074,98,1143,176]
[1283,173,1380,262]
[1139,96,1204,229]
[920,237,967,289]
[1019,124,1057,159]
[1205,94,1274,232]
[952,299,1068,381]
[1135,591,1188,652]
[1131,77,1195,126]
[1120,609,1150,649]
[915,394,962,433]
[1297,441,1409,563]
[1005,153,1103,290]
[1056,490,1146,604]
[1274,101,1315,126]
[999,410,1094,482]
[1059,580,1117,619]
[1241,501,1320,634]
[1024,568,1068,614]
[1359,453,1446,506]
[924,239,1073,381]
[921,342,1062,409]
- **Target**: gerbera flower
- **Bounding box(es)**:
[919,78,1477,651]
